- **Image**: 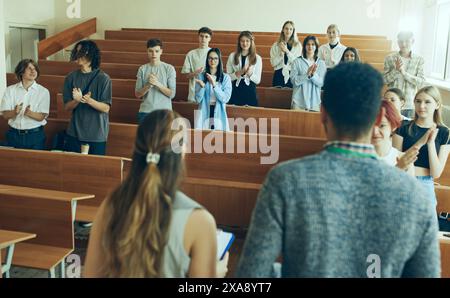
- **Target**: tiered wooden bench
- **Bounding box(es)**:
[0,185,93,278]
[0,147,129,223]
[54,94,325,138]
[0,230,36,278]
[6,73,294,114]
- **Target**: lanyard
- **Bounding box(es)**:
[326,146,378,160]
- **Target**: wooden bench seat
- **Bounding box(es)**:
[0,230,36,278]
[120,28,387,40]
[55,95,325,138]
[7,73,294,111]
[105,30,392,51]
[0,185,94,277]
[93,39,390,64]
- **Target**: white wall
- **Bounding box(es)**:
[0,0,6,98]
[54,0,404,41]
[4,0,56,70]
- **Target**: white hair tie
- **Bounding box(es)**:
[146,152,160,165]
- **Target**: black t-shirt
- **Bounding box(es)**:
[396,121,450,169]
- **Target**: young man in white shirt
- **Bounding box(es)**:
[181,27,213,102]
[384,31,425,119]
[318,24,347,69]
[1,59,50,150]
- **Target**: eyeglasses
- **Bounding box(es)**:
[208,57,219,61]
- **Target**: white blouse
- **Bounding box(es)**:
[270,42,302,84]
[226,52,263,87]
[318,42,347,68]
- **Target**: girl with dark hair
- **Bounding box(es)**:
[85,110,228,277]
[270,21,302,88]
[62,40,112,156]
[383,88,411,122]
[340,47,361,63]
[290,36,327,111]
[194,48,232,131]
[226,31,262,107]
[394,86,450,206]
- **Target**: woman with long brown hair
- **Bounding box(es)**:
[270,21,302,88]
[85,110,223,278]
[226,31,262,106]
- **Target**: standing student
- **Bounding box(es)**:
[270,21,302,88]
[340,47,361,63]
[0,59,49,150]
[63,40,112,156]
[135,39,176,124]
[384,88,412,122]
[182,27,213,102]
[236,63,440,278]
[394,86,450,206]
[318,24,347,69]
[290,36,327,111]
[226,31,262,107]
[372,100,418,175]
[384,31,425,119]
[194,48,232,131]
[85,110,229,278]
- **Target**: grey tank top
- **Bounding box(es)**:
[161,191,202,278]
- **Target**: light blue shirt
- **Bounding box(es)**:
[194,73,232,131]
[290,57,327,111]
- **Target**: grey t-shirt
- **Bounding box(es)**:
[135,62,176,113]
[63,69,112,142]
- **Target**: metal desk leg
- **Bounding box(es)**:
[1,244,15,278]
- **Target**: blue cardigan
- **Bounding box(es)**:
[290,57,327,111]
[194,73,232,131]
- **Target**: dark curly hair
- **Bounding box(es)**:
[322,63,384,139]
[70,40,101,70]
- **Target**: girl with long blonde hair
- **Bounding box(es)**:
[394,86,450,206]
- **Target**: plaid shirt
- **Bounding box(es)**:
[324,141,377,157]
[384,52,425,110]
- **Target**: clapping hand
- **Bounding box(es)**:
[395,57,405,75]
[279,42,288,53]
[195,78,206,89]
[24,105,32,117]
[72,88,83,102]
[307,64,318,77]
[206,73,217,87]
[149,74,161,88]
[82,92,93,104]
[14,103,24,115]
[397,146,419,171]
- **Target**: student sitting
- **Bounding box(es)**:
[135,39,176,124]
[318,24,347,69]
[0,59,49,150]
[236,63,440,278]
[394,86,450,206]
[290,36,327,111]
[270,21,302,88]
[63,40,112,156]
[372,100,418,175]
[226,31,262,107]
[194,48,232,131]
[340,47,361,63]
[85,110,229,278]
[182,27,213,102]
[383,88,412,123]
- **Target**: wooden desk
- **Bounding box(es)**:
[0,230,36,278]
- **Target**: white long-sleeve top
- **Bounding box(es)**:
[318,43,347,68]
[226,52,263,87]
[270,42,302,84]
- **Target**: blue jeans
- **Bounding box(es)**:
[416,176,437,206]
[64,135,107,156]
[6,126,46,150]
[137,112,149,125]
